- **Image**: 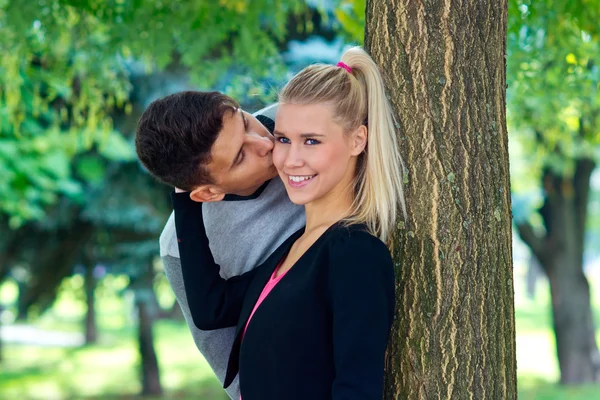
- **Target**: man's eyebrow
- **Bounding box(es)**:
[230,146,243,169]
[229,111,246,169]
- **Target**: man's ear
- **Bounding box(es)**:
[350,125,368,156]
[190,184,226,203]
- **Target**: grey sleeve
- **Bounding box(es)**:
[159,212,179,258]
[160,219,240,399]
[253,103,277,120]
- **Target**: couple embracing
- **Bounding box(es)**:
[135,47,406,400]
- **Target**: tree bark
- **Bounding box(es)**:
[518,162,600,384]
[365,1,517,398]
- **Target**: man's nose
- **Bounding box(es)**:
[248,132,274,156]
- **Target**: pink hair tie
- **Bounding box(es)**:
[336,61,352,74]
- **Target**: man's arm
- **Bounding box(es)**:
[171,192,258,330]
[160,215,242,400]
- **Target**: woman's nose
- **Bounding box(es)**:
[283,144,304,168]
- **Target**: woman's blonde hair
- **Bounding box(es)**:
[279,46,407,242]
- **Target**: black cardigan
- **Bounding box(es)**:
[172,193,395,400]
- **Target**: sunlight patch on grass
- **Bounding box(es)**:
[1,321,227,399]
[519,374,600,400]
[516,331,559,381]
[513,267,600,399]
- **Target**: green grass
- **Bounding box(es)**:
[514,265,600,400]
[1,276,228,399]
[519,376,600,400]
[1,321,228,400]
[1,268,599,399]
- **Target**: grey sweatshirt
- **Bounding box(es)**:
[159,105,305,399]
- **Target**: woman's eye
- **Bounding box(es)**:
[276,137,290,144]
[305,139,320,145]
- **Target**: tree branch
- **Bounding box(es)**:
[516,222,547,267]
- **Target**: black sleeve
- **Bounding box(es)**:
[172,192,258,330]
[328,230,396,400]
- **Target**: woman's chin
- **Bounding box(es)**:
[284,190,314,206]
[287,194,311,206]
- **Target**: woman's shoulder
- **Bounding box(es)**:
[326,223,386,246]
[324,223,392,263]
[323,223,395,292]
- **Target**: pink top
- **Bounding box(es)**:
[240,259,288,400]
[243,260,288,337]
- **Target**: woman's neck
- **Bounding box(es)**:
[304,191,354,233]
[302,160,359,234]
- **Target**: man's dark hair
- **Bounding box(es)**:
[135,91,239,190]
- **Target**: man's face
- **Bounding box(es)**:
[204,108,278,197]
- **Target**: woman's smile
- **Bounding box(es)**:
[287,174,317,188]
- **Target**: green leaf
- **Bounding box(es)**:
[97,131,135,162]
[0,140,17,156]
[40,150,70,179]
[57,179,82,197]
[76,155,105,183]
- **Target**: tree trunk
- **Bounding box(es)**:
[16,279,29,321]
[83,258,98,345]
[19,220,95,315]
[548,263,600,383]
[134,260,162,396]
[365,1,517,398]
[519,162,600,383]
[137,298,162,396]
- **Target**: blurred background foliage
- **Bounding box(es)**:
[0,0,599,398]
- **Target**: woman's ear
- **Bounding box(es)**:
[350,125,368,156]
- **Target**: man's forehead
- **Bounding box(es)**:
[207,110,243,172]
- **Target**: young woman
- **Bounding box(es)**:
[172,47,407,400]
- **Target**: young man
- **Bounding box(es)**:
[135,91,305,399]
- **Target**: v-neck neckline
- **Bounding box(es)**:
[270,221,342,280]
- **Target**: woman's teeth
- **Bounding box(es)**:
[289,175,315,182]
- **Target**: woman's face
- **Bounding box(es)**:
[273,103,366,206]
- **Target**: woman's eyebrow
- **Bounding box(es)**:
[273,130,325,138]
